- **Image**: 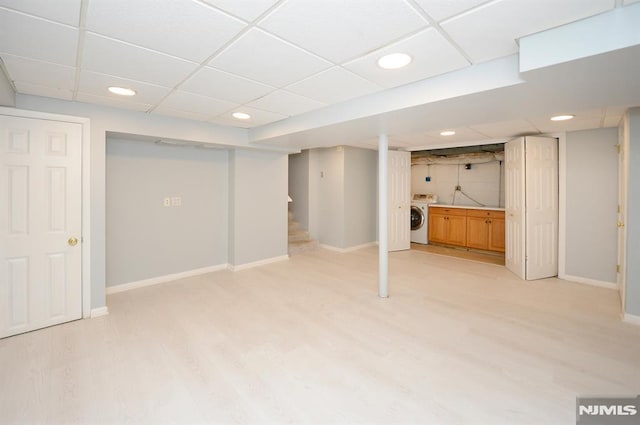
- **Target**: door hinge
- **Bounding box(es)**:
[617,205,621,213]
[617,264,620,273]
[617,144,622,154]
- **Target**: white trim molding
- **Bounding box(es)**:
[90,306,109,318]
[320,242,377,253]
[622,313,640,326]
[106,264,228,295]
[229,255,289,272]
[559,274,618,290]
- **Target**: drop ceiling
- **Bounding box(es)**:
[1,0,639,150]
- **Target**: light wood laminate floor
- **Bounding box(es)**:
[1,247,639,424]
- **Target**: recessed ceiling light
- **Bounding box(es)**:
[440,130,456,136]
[108,86,136,96]
[377,53,412,70]
[550,114,575,121]
[232,112,251,120]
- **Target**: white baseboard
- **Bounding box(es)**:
[622,313,640,326]
[229,255,289,271]
[106,264,228,295]
[559,274,618,290]
[90,306,109,318]
[320,242,377,253]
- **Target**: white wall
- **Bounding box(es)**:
[288,150,310,230]
[229,149,288,266]
[0,66,15,107]
[564,128,618,284]
[411,161,504,207]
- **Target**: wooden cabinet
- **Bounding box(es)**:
[428,207,467,247]
[429,207,505,252]
[465,210,505,252]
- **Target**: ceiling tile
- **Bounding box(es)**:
[441,0,615,63]
[86,0,245,63]
[413,0,490,22]
[0,8,78,66]
[1,54,75,89]
[209,28,331,87]
[529,110,605,133]
[82,33,198,87]
[469,119,540,139]
[14,81,73,101]
[201,0,279,21]
[286,67,382,104]
[76,92,152,112]
[424,127,490,143]
[180,66,275,104]
[259,0,428,63]
[0,0,81,26]
[158,90,238,117]
[603,116,622,127]
[78,71,172,105]
[344,28,469,88]
[213,106,287,127]
[247,90,325,116]
[152,106,210,122]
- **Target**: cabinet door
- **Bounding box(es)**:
[429,213,447,243]
[466,216,489,249]
[489,218,505,252]
[446,215,467,246]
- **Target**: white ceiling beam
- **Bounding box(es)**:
[520,2,640,73]
[0,57,16,107]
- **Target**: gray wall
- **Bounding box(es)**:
[14,94,277,309]
[288,150,310,230]
[344,146,378,247]
[229,149,288,266]
[625,108,640,316]
[311,147,345,247]
[306,146,377,249]
[106,138,228,286]
[564,128,618,283]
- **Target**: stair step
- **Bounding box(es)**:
[288,239,320,256]
[288,229,311,242]
[288,221,301,232]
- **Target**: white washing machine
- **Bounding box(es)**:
[411,194,438,244]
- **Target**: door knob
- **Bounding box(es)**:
[68,237,79,246]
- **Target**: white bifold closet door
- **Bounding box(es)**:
[0,115,83,339]
[388,150,411,252]
[505,136,558,280]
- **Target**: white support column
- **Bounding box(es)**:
[378,134,389,298]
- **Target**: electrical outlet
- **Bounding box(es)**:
[163,197,171,207]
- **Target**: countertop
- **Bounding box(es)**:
[429,204,505,212]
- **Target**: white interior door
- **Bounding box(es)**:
[1,115,83,338]
[525,136,558,280]
[388,150,410,252]
[505,138,526,279]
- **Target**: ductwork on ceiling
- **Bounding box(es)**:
[411,143,505,165]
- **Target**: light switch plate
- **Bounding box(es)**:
[171,197,182,207]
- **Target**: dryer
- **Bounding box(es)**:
[411,194,438,244]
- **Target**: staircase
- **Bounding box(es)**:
[288,211,319,255]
